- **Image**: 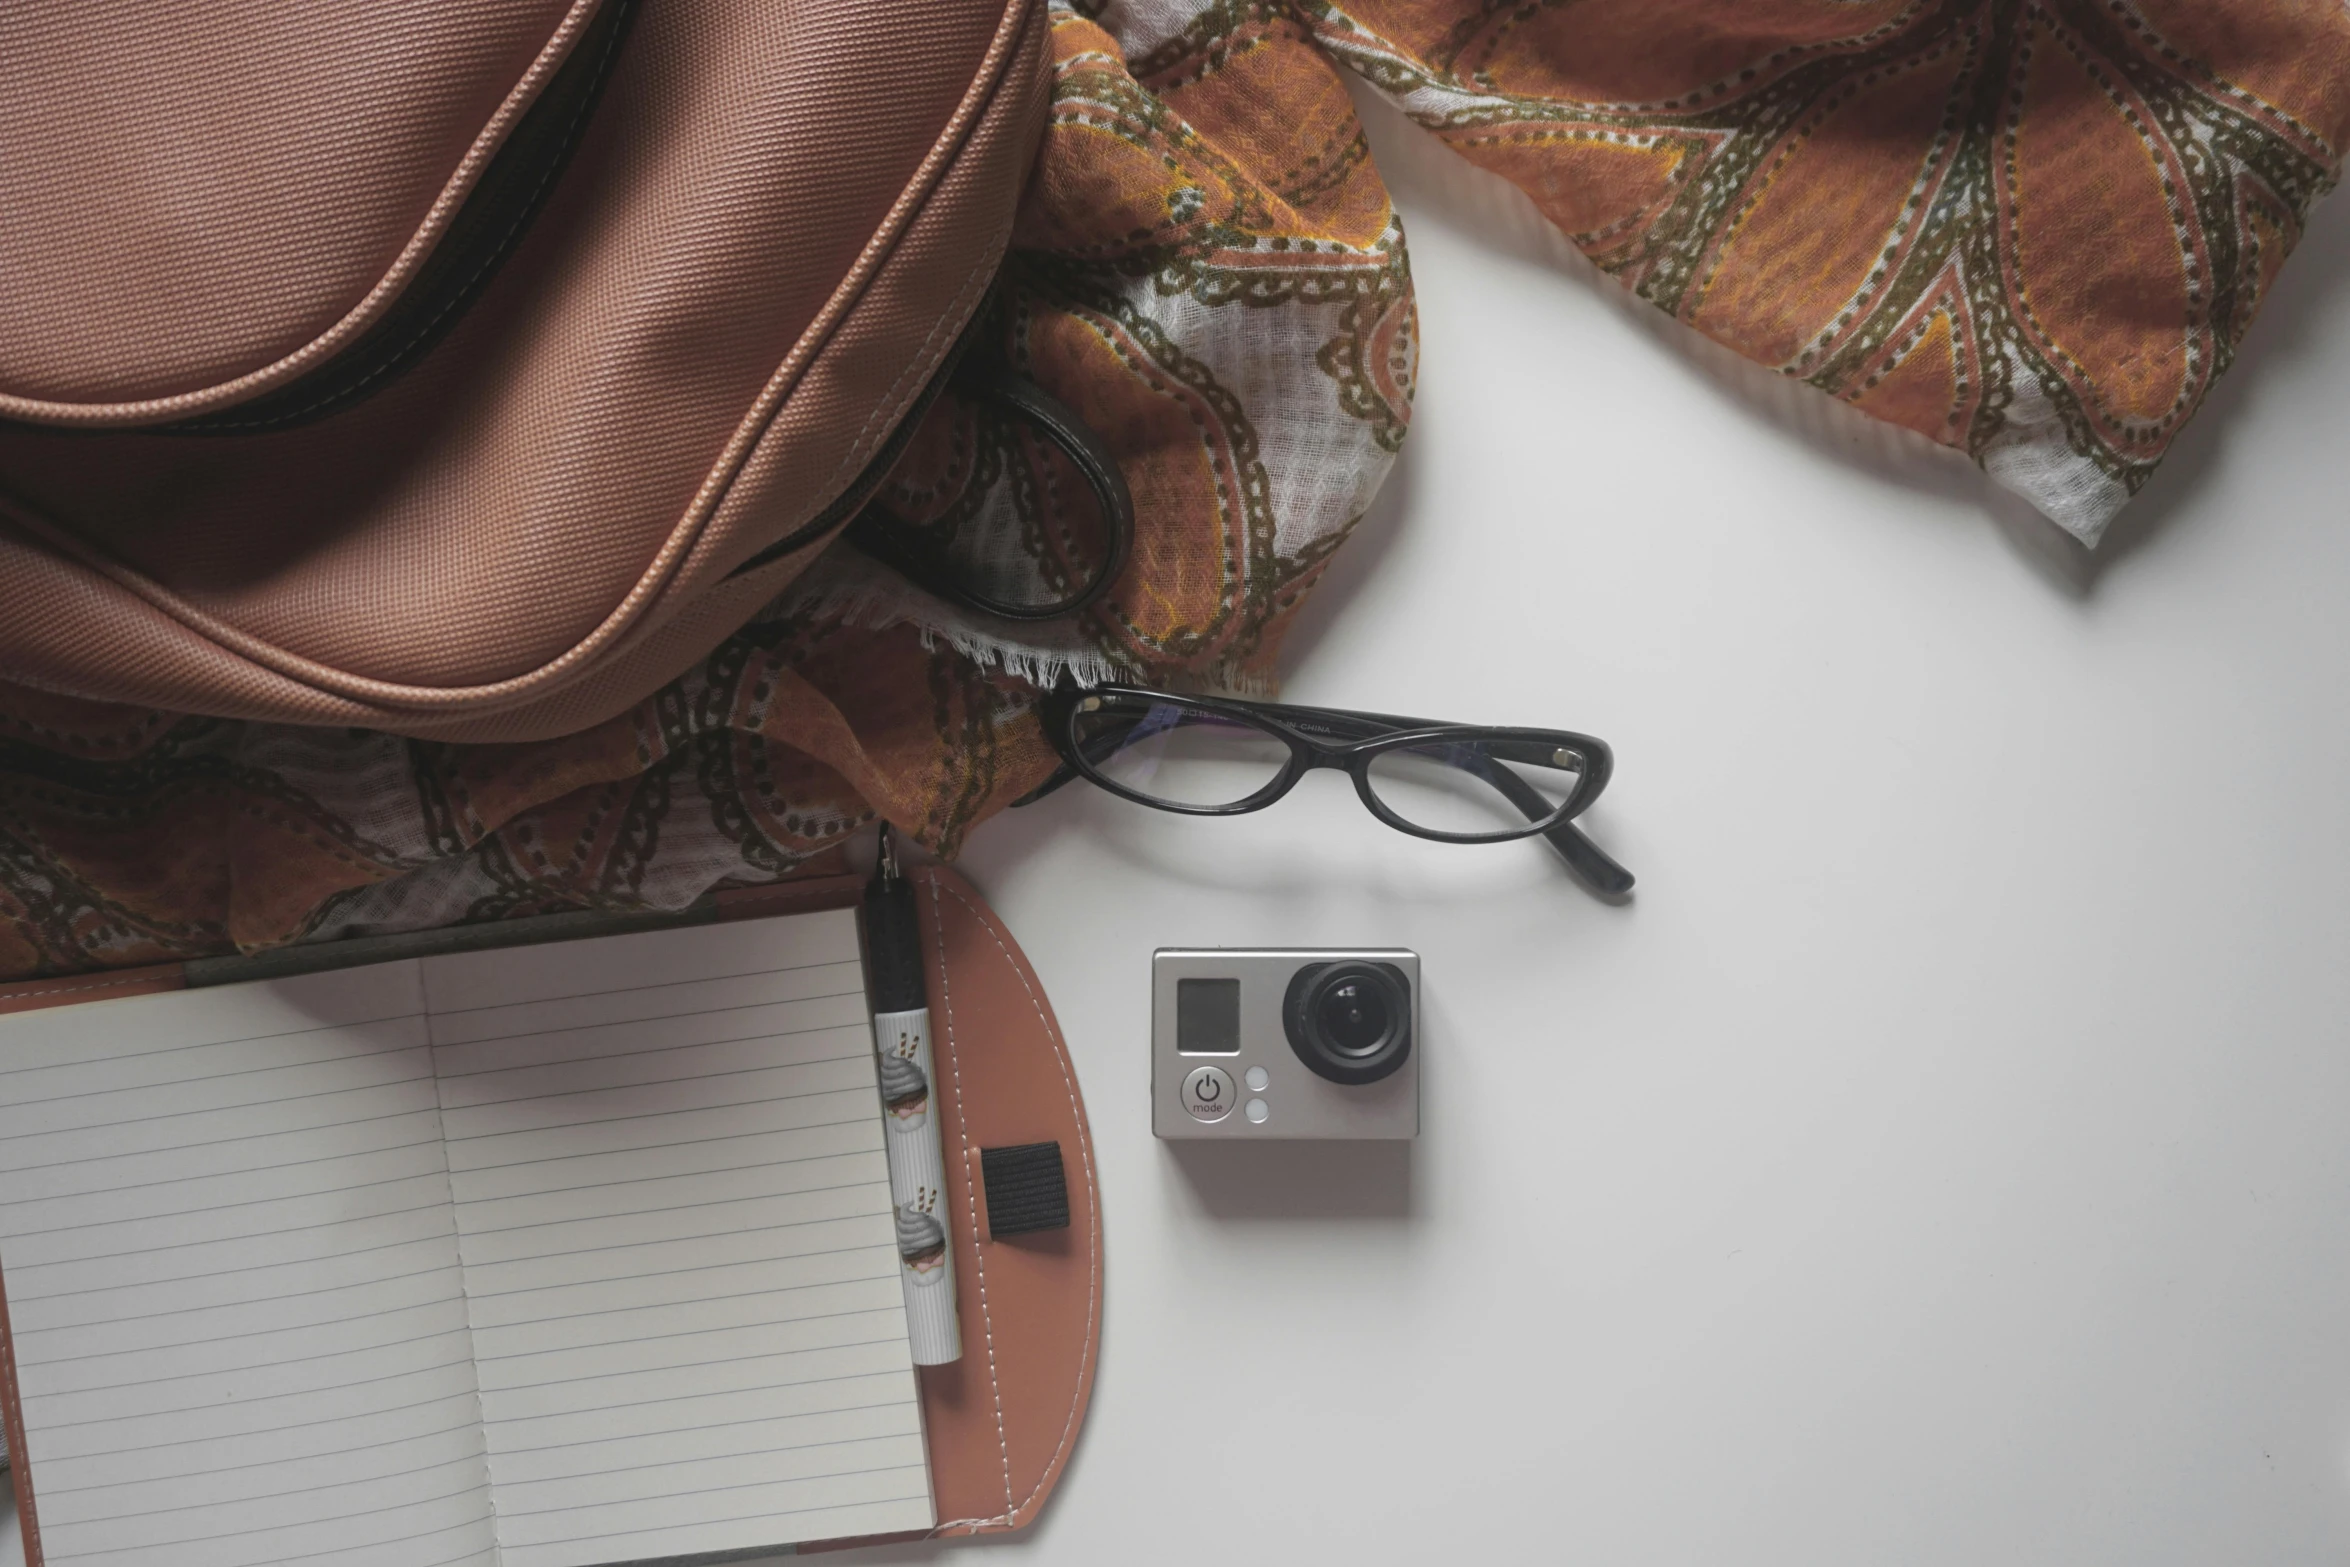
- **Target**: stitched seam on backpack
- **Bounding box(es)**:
[189,5,633,433]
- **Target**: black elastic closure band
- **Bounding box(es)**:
[979,1142,1070,1237]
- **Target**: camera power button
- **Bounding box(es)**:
[1181,1065,1237,1122]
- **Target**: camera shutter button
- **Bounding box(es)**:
[1181,1065,1237,1122]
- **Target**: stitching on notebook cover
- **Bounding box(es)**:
[925,873,1015,1527]
[0,973,171,1004]
[927,874,1098,1534]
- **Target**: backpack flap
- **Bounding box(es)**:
[0,0,608,428]
[0,0,1051,739]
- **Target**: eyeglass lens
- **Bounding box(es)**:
[1072,700,1290,808]
[1360,740,1581,839]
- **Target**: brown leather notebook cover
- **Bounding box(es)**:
[0,859,1099,1562]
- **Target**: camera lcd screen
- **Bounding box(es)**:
[1176,978,1241,1054]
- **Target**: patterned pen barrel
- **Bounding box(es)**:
[863,829,963,1366]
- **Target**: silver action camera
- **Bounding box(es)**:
[1152,948,1419,1140]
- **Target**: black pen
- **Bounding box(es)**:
[864,827,961,1365]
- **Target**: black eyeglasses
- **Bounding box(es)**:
[1014,685,1633,895]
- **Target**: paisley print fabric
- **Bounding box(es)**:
[0,0,2343,978]
[1313,0,2350,537]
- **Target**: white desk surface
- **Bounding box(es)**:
[8,94,2348,1567]
[887,92,2350,1567]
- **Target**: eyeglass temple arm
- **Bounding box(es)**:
[1473,759,1635,896]
[1276,705,1634,895]
[1010,762,1081,808]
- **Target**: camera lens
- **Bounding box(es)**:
[1316,978,1391,1056]
[1282,962,1412,1085]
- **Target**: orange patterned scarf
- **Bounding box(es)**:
[2,0,2344,976]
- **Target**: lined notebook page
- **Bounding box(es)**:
[0,964,496,1567]
[423,912,932,1567]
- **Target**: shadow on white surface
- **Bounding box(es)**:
[989,768,1634,921]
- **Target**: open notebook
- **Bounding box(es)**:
[0,909,933,1567]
